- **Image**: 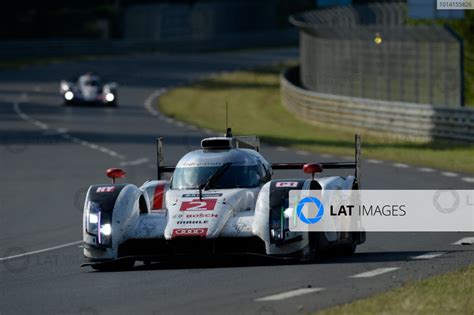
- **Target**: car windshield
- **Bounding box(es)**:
[85,79,100,86]
[172,165,260,190]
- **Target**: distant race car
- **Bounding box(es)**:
[82,129,365,270]
[60,73,117,106]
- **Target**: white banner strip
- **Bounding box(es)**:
[289,190,474,232]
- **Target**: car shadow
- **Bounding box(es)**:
[122,249,465,272]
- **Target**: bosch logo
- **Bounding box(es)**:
[296,196,325,224]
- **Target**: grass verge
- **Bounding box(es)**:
[158,63,474,174]
[316,264,474,315]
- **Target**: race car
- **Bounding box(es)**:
[82,129,365,270]
[60,73,117,106]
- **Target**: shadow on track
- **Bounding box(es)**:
[87,249,466,272]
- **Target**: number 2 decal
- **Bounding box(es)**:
[180,199,217,211]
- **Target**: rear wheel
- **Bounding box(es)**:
[91,259,135,271]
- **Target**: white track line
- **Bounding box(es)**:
[461,177,474,183]
[320,153,333,158]
[350,267,399,278]
[419,168,435,173]
[144,88,167,116]
[0,241,83,262]
[367,159,382,164]
[276,146,287,152]
[441,172,458,177]
[13,100,125,160]
[296,150,309,156]
[393,163,409,168]
[120,158,149,167]
[411,252,446,260]
[452,237,474,245]
[255,288,325,302]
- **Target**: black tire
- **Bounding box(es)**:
[307,232,331,260]
[91,259,135,272]
[335,242,357,256]
[309,232,357,258]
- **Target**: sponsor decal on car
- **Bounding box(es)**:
[172,228,208,238]
[176,220,209,225]
[173,213,218,219]
[182,193,222,198]
[96,186,115,193]
[276,181,298,188]
[151,184,165,210]
[180,199,217,211]
[186,213,218,218]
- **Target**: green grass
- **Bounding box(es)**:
[158,63,474,174]
[316,264,474,315]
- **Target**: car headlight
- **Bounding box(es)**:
[64,91,74,101]
[85,201,112,246]
[101,224,112,236]
[61,82,69,91]
[89,213,99,224]
[105,93,115,102]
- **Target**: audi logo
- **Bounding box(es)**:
[175,229,205,235]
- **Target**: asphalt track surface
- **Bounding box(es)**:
[0,48,473,315]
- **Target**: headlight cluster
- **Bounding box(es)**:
[85,201,112,246]
[105,93,115,102]
[64,91,74,101]
[61,82,69,91]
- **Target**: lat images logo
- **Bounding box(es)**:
[296,196,325,224]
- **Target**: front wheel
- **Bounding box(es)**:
[335,242,357,256]
[91,259,135,271]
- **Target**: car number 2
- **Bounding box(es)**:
[180,199,217,211]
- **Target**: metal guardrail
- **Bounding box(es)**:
[281,67,474,142]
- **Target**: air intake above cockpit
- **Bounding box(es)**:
[201,137,236,150]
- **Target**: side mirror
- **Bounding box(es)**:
[303,163,323,179]
[106,168,126,184]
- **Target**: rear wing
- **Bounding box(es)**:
[156,134,361,184]
[271,134,361,185]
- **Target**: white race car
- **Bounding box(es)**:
[82,129,365,270]
[60,73,117,107]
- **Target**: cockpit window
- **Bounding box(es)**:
[171,165,261,190]
[85,79,100,86]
